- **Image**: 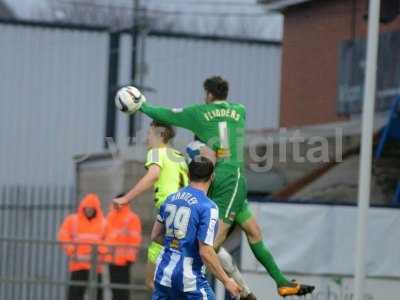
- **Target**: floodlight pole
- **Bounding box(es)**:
[354,1,380,300]
[129,0,140,143]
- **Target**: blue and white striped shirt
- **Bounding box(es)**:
[154,186,219,292]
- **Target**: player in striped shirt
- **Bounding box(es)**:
[150,157,241,300]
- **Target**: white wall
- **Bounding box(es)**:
[230,202,400,299]
[241,202,400,278]
[0,23,109,186]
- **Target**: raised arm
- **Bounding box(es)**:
[140,102,198,131]
[113,164,160,206]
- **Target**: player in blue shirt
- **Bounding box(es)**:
[151,157,241,300]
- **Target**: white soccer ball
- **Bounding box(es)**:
[115,86,145,114]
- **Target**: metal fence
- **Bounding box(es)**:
[0,185,72,300]
[0,185,75,240]
[0,185,147,300]
[0,239,146,300]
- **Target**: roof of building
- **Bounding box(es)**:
[264,113,400,206]
[290,138,400,206]
[260,0,311,11]
[291,155,388,205]
[246,114,389,200]
[247,113,388,143]
[3,0,283,41]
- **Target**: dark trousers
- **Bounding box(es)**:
[68,270,103,300]
[109,263,132,300]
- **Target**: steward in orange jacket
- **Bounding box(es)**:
[58,193,106,300]
[105,204,142,265]
[105,201,142,300]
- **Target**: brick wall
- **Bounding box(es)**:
[280,0,400,127]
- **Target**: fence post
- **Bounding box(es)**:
[88,244,98,300]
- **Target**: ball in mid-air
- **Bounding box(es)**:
[115,86,145,114]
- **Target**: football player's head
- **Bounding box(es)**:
[203,76,229,103]
[188,156,215,184]
[147,121,176,148]
[186,141,217,166]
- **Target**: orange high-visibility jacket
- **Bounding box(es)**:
[58,193,107,272]
[104,205,142,266]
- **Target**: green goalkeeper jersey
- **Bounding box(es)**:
[140,100,246,170]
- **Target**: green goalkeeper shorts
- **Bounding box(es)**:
[147,241,163,264]
[208,166,253,225]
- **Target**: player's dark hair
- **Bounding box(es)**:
[189,156,214,182]
[150,120,176,143]
[203,76,229,100]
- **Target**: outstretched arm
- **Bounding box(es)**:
[113,164,160,206]
[140,102,198,131]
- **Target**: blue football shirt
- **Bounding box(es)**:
[154,185,219,292]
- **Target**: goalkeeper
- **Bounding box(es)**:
[134,76,315,297]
